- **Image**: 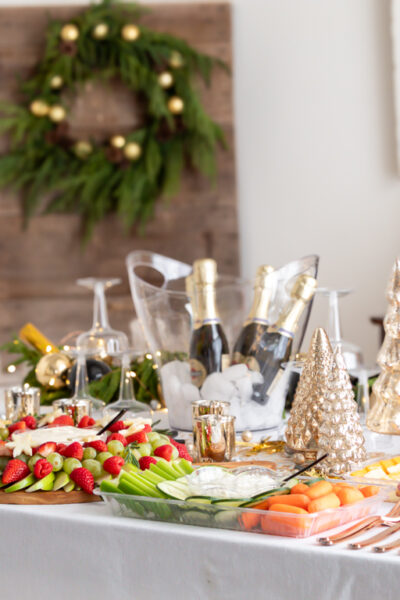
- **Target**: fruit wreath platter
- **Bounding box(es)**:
[0,409,388,539]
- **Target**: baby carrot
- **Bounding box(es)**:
[263,494,310,510]
[307,493,341,513]
[332,483,353,494]
[305,480,333,500]
[359,485,380,498]
[336,487,365,506]
[239,512,261,531]
[268,504,308,514]
[290,483,309,495]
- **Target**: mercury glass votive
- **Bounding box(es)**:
[52,398,92,425]
[193,414,236,462]
[5,385,41,421]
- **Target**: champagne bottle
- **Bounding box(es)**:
[19,323,111,390]
[232,264,275,369]
[185,274,199,330]
[251,274,317,404]
[188,259,230,387]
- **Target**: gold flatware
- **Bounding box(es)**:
[373,535,400,553]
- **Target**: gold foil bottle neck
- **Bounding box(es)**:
[193,258,217,286]
[290,274,317,302]
[254,264,274,288]
[19,322,58,355]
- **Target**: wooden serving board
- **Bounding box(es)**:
[0,489,101,505]
[193,460,276,470]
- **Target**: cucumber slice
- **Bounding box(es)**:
[157,480,190,500]
[26,472,55,492]
[211,498,252,507]
[5,474,35,493]
[214,509,237,528]
[285,478,300,489]
[182,509,214,526]
[241,487,289,507]
[185,496,215,504]
[305,477,325,485]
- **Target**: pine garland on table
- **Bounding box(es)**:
[0,0,227,241]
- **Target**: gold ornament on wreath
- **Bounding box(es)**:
[0,0,226,241]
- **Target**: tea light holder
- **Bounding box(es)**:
[52,398,92,425]
[193,414,236,462]
[5,385,41,421]
[191,399,230,419]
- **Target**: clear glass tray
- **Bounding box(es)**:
[98,486,386,538]
[346,454,400,487]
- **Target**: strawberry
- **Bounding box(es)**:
[70,467,94,494]
[139,456,157,471]
[34,458,53,479]
[107,432,128,447]
[169,438,193,462]
[108,420,125,433]
[56,443,67,455]
[154,444,173,461]
[37,441,57,457]
[84,440,108,453]
[103,456,124,475]
[143,424,152,433]
[125,430,147,445]
[8,421,26,436]
[62,442,83,460]
[48,415,74,427]
[78,416,96,428]
[21,416,37,429]
[2,459,30,484]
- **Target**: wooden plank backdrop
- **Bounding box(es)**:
[0,2,237,350]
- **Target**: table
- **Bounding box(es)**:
[1,498,400,600]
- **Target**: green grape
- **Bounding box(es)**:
[47,452,64,472]
[83,447,97,460]
[63,457,82,475]
[82,459,103,480]
[107,440,124,456]
[137,442,152,457]
[97,452,113,466]
[147,432,161,444]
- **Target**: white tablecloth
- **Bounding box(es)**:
[1,499,400,600]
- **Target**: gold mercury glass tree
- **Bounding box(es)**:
[318,348,366,475]
[285,327,334,462]
[367,259,400,434]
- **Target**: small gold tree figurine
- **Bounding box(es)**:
[285,327,333,461]
[318,348,366,475]
[367,259,400,434]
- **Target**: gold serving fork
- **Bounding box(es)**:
[348,518,400,550]
[318,500,400,546]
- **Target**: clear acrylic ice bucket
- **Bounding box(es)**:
[126,251,318,431]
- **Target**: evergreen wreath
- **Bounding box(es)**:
[0,0,226,240]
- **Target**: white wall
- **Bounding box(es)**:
[1,0,399,363]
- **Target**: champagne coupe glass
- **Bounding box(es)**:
[77,278,129,359]
[103,350,152,418]
[54,349,105,415]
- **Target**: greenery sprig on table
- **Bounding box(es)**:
[1,336,161,406]
[0,0,226,241]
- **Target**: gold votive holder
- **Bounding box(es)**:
[193,414,236,462]
[5,385,41,421]
[191,399,230,419]
[52,398,92,425]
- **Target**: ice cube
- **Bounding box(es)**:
[201,372,236,401]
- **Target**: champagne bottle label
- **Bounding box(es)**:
[232,351,245,365]
[189,358,207,387]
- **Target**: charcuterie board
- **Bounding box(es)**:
[0,489,101,505]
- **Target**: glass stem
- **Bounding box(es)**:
[92,282,110,330]
[74,353,91,400]
[328,291,342,345]
[119,353,136,401]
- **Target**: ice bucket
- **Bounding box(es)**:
[126,251,318,431]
